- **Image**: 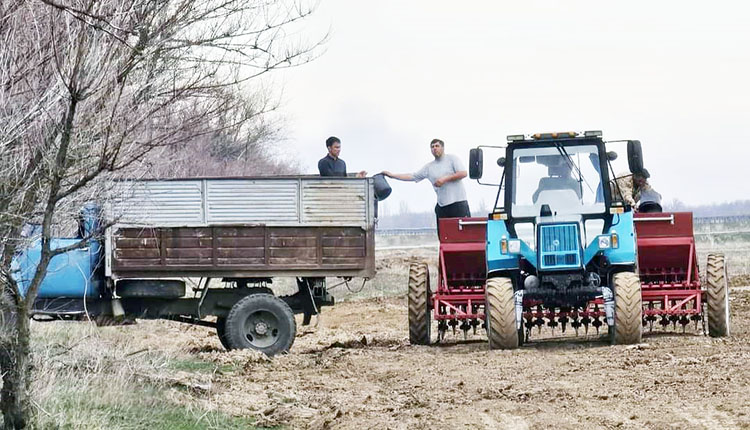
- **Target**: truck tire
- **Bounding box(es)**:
[225,294,295,356]
[706,254,730,337]
[408,262,431,345]
[116,279,185,299]
[612,272,642,345]
[216,317,231,350]
[485,277,518,350]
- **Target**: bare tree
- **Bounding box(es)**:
[0,0,322,427]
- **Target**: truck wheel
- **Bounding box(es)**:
[485,277,518,350]
[225,294,295,356]
[611,272,642,345]
[408,262,431,345]
[116,280,185,299]
[216,317,231,350]
[706,254,730,337]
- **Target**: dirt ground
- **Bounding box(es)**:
[124,248,750,430]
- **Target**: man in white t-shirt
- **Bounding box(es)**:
[382,139,471,227]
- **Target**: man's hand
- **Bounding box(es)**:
[356,170,367,178]
[434,171,466,187]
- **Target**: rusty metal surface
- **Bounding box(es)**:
[110,225,375,279]
[301,180,369,224]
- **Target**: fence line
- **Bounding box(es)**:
[376,215,750,237]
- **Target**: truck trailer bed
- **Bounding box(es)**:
[104,176,376,279]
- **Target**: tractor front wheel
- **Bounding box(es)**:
[407,262,431,345]
[611,271,642,345]
[706,253,730,337]
[485,277,518,350]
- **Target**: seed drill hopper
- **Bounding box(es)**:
[407,131,730,348]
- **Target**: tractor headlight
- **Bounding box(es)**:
[508,239,521,254]
[598,235,611,249]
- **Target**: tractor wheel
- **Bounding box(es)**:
[611,272,642,345]
[225,294,296,356]
[407,262,431,345]
[485,277,518,350]
[215,317,231,350]
[706,254,730,337]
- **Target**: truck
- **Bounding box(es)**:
[13,176,383,356]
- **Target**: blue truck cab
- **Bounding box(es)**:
[469,131,645,348]
[12,204,105,305]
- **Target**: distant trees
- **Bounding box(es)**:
[0,0,321,427]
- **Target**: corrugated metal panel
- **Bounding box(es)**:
[301,180,367,224]
[206,179,299,224]
[109,181,203,226]
[108,177,373,228]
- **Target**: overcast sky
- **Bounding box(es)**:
[277,1,750,215]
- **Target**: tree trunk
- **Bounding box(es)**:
[1,303,31,430]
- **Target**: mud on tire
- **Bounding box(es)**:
[408,262,431,345]
[612,272,642,345]
[485,277,518,350]
[706,253,730,337]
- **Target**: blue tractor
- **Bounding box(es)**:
[468,131,644,348]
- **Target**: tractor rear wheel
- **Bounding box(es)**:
[706,253,730,337]
[485,277,518,350]
[408,262,431,345]
[612,271,642,345]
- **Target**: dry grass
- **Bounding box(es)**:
[19,322,261,429]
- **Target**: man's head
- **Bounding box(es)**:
[633,169,650,188]
[430,138,444,159]
[326,136,341,159]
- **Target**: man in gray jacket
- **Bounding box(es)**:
[382,138,471,227]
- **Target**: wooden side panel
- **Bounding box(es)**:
[111,225,374,277]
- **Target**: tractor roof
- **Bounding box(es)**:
[506,130,603,143]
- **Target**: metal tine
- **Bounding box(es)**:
[571,312,581,336]
[592,317,602,335]
[581,315,591,335]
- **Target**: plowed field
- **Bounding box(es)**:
[150,249,750,429]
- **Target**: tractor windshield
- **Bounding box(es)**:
[510,144,605,218]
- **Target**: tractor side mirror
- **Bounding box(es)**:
[627,140,644,174]
[497,157,505,167]
[606,151,618,161]
[469,148,483,179]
